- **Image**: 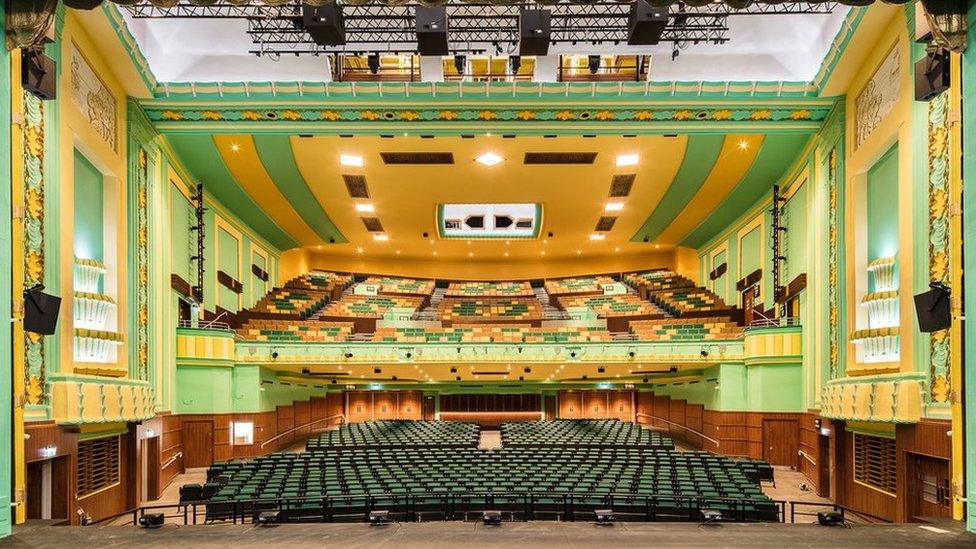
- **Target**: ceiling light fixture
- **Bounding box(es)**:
[605,202,624,212]
[355,246,365,254]
[616,153,639,167]
[589,233,606,241]
[738,139,750,150]
[355,203,375,213]
[475,152,504,166]
[230,142,241,153]
[340,154,364,167]
[373,233,389,242]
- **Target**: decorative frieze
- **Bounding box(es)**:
[821,373,925,423]
[927,91,951,403]
[855,45,900,148]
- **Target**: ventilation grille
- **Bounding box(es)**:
[609,174,636,197]
[380,152,454,164]
[595,216,617,232]
[361,217,384,232]
[77,436,120,498]
[523,152,597,164]
[853,433,897,495]
[343,175,369,198]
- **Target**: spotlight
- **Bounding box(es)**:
[700,508,722,525]
[817,511,845,526]
[328,237,335,244]
[642,377,649,384]
[367,52,380,74]
[405,352,413,359]
[669,366,678,373]
[256,510,281,527]
[509,55,521,75]
[450,367,458,373]
[457,347,462,354]
[368,510,389,525]
[423,232,429,238]
[547,231,554,238]
[643,236,649,243]
[138,513,165,529]
[344,352,354,359]
[517,346,523,354]
[270,350,279,360]
[597,366,605,373]
[700,349,709,358]
[331,379,337,384]
[594,509,615,526]
[483,510,502,526]
[628,351,635,358]
[519,376,524,381]
[454,54,466,75]
[524,367,531,373]
[570,351,577,359]
[374,367,382,374]
[587,55,601,75]
[456,376,462,381]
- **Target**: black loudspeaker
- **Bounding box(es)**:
[22,49,57,101]
[138,513,165,529]
[416,6,449,56]
[915,49,950,101]
[519,9,551,56]
[302,4,345,46]
[24,285,61,336]
[921,0,966,16]
[914,282,952,332]
[628,0,669,46]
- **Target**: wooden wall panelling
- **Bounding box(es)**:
[839,429,897,522]
[76,431,136,524]
[609,391,634,421]
[797,412,821,492]
[294,400,311,438]
[374,392,397,419]
[346,391,373,422]
[399,391,422,419]
[583,391,608,418]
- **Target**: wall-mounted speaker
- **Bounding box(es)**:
[628,0,669,46]
[416,6,449,56]
[914,282,951,332]
[915,48,950,101]
[24,285,61,336]
[302,4,345,46]
[22,49,57,101]
[519,9,551,56]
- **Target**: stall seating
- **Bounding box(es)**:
[630,317,743,341]
[446,281,535,297]
[237,319,354,342]
[501,420,674,449]
[363,276,435,296]
[319,294,425,319]
[305,420,480,450]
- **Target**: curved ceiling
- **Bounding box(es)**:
[167,132,811,257]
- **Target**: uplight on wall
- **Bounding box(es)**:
[475,152,504,166]
[340,154,364,167]
[616,153,639,167]
[605,202,624,212]
[355,203,375,213]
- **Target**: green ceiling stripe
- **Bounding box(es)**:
[252,135,348,244]
[679,133,812,249]
[167,135,299,251]
[631,135,725,243]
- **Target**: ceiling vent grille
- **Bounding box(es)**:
[595,216,617,232]
[609,174,636,197]
[361,217,384,232]
[380,152,454,164]
[523,152,597,164]
[343,174,369,198]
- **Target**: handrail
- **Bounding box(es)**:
[635,413,720,447]
[178,319,232,332]
[260,414,345,449]
[798,450,816,466]
[161,452,183,471]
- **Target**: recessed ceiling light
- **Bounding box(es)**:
[655,244,660,249]
[614,247,620,252]
[373,233,389,241]
[395,250,401,255]
[616,153,639,167]
[540,251,546,256]
[433,251,438,256]
[738,139,750,150]
[605,202,624,212]
[475,152,504,166]
[468,252,474,257]
[355,246,365,254]
[576,250,582,255]
[230,142,241,153]
[589,233,606,241]
[355,203,375,213]
[340,154,364,167]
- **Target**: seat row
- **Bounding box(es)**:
[629,317,742,342]
[236,320,354,342]
[543,276,617,296]
[363,276,435,296]
[305,420,480,450]
[446,281,535,297]
[439,298,543,322]
[557,293,661,318]
[248,289,330,318]
[500,419,674,449]
[371,325,611,343]
[284,271,353,294]
[318,294,426,319]
[649,288,730,316]
[623,270,696,293]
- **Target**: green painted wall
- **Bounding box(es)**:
[866,144,900,271]
[652,361,802,413]
[169,182,194,283]
[783,181,809,280]
[963,0,976,532]
[740,226,762,281]
[73,149,104,264]
[250,252,267,308]
[1,2,13,537]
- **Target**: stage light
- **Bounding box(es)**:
[340,154,364,167]
[475,152,504,166]
[589,234,605,241]
[605,202,624,212]
[256,510,281,527]
[138,513,165,529]
[616,153,639,167]
[483,510,502,526]
[368,510,389,525]
[355,203,375,213]
[594,509,615,525]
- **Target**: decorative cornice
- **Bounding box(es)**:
[812,7,868,93]
[101,3,158,93]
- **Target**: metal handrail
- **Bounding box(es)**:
[260,414,345,449]
[798,450,816,466]
[635,413,720,447]
[178,319,232,332]
[161,452,183,471]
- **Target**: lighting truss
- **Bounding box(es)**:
[122,1,836,57]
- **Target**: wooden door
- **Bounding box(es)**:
[423,396,436,420]
[762,419,798,467]
[909,455,952,520]
[183,421,214,468]
[544,395,556,421]
[817,433,831,498]
[145,436,160,501]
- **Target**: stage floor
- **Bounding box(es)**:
[4,520,974,548]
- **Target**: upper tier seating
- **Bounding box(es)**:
[284,271,353,293]
[556,293,661,318]
[630,317,743,341]
[446,281,535,297]
[372,325,611,343]
[439,298,543,322]
[649,288,730,317]
[543,276,617,295]
[236,319,353,342]
[205,447,776,521]
[624,270,695,293]
[501,420,673,449]
[306,420,480,450]
[319,294,426,319]
[363,276,435,296]
[248,289,329,319]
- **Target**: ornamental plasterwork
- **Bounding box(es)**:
[855,45,900,148]
[23,91,46,405]
[70,48,117,150]
[827,148,840,379]
[136,148,150,381]
[927,91,951,403]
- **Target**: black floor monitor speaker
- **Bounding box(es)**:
[914,282,951,332]
[519,9,551,56]
[24,285,61,336]
[302,4,345,46]
[22,49,57,101]
[416,6,449,56]
[628,0,669,46]
[915,49,950,101]
[138,513,165,529]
